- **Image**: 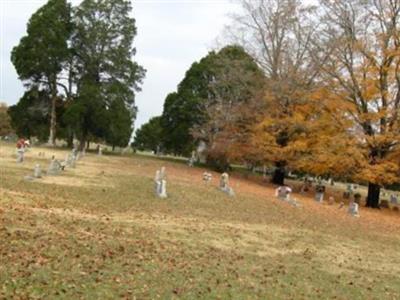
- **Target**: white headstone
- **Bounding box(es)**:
[348,202,360,217]
[275,186,292,201]
[16,148,24,163]
[47,157,62,175]
[154,167,167,198]
[219,173,234,197]
[33,164,42,178]
[203,172,212,183]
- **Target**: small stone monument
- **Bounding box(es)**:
[154,167,167,198]
[348,201,360,217]
[16,148,25,163]
[390,194,398,205]
[97,145,102,156]
[47,156,62,175]
[203,172,212,184]
[328,196,335,205]
[275,185,292,201]
[315,184,326,203]
[33,164,42,178]
[188,151,196,167]
[219,173,235,197]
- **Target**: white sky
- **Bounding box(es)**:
[0,0,241,129]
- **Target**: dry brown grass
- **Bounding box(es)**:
[1,141,400,299]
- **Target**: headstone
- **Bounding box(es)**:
[97,145,102,156]
[275,186,292,201]
[33,164,42,178]
[154,167,167,198]
[390,194,398,205]
[220,173,229,189]
[219,173,234,197]
[328,196,335,205]
[203,172,212,183]
[16,148,24,163]
[315,184,326,203]
[196,141,207,164]
[188,151,196,167]
[348,201,360,217]
[262,165,267,180]
[346,184,353,195]
[47,156,63,175]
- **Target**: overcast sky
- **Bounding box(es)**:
[0,0,241,129]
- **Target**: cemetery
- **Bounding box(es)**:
[2,0,400,298]
[1,141,400,298]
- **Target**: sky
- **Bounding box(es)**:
[0,0,241,129]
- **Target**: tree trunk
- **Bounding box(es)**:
[47,90,57,146]
[67,133,73,148]
[78,135,86,151]
[272,161,285,185]
[86,140,90,151]
[112,145,115,152]
[366,183,381,208]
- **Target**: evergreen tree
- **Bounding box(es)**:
[69,0,145,149]
[11,0,72,146]
[133,117,163,153]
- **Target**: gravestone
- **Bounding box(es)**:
[16,148,24,163]
[47,156,63,175]
[98,145,102,156]
[348,201,360,217]
[188,151,196,167]
[390,194,398,205]
[315,184,326,203]
[219,173,235,197]
[275,186,292,201]
[203,172,212,184]
[328,196,335,205]
[33,164,42,178]
[154,167,167,198]
[65,154,73,167]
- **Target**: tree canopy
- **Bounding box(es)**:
[10,0,144,149]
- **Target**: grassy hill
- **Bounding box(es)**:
[1,142,400,299]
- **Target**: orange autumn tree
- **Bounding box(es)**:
[293,0,400,208]
[225,0,324,184]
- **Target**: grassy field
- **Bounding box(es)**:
[1,142,400,299]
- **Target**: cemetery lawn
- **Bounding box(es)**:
[1,142,400,299]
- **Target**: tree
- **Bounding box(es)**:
[304,0,400,208]
[8,88,66,142]
[227,0,323,184]
[161,45,265,164]
[191,45,265,171]
[0,103,14,137]
[161,53,216,156]
[11,0,72,146]
[106,98,134,150]
[69,0,145,150]
[132,117,163,153]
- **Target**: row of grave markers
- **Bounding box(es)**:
[21,147,86,181]
[153,169,235,199]
[154,166,363,218]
